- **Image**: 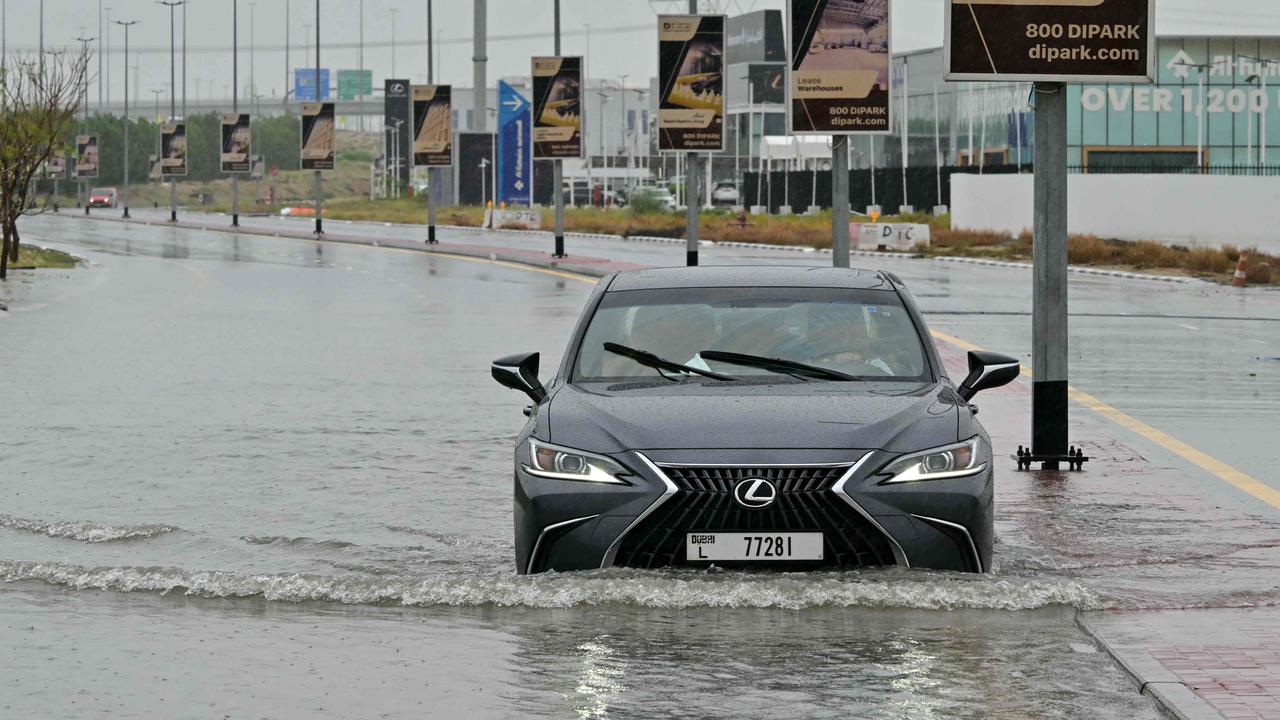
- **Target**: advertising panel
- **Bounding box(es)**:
[945,0,1153,82]
[149,154,162,181]
[47,154,67,179]
[531,56,583,159]
[250,155,265,180]
[411,85,453,167]
[749,63,786,105]
[789,0,891,134]
[726,9,785,65]
[294,68,331,101]
[497,80,532,206]
[300,102,336,171]
[384,79,412,185]
[221,113,251,173]
[658,14,726,152]
[161,123,188,177]
[75,135,99,179]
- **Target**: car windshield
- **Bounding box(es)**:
[573,287,931,383]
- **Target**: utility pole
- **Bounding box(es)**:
[105,7,112,108]
[474,1,487,133]
[75,33,96,214]
[160,0,183,223]
[249,2,257,117]
[552,0,565,257]
[1031,81,1068,468]
[832,137,849,267]
[116,19,137,218]
[97,1,103,108]
[389,8,397,78]
[685,0,699,266]
[284,0,289,104]
[425,0,438,244]
[232,0,240,228]
[313,0,322,235]
[181,0,186,119]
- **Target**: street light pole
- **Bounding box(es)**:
[159,0,183,223]
[249,2,256,117]
[232,0,240,228]
[552,0,565,257]
[116,19,137,218]
[75,33,96,214]
[181,0,186,119]
[284,0,289,104]
[619,73,629,198]
[389,8,398,78]
[97,0,103,108]
[426,0,438,244]
[313,0,322,235]
[685,0,699,266]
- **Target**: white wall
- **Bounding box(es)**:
[952,174,1280,254]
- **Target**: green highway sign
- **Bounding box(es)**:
[337,69,373,101]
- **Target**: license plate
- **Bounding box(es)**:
[685,533,824,561]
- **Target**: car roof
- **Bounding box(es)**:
[605,266,893,291]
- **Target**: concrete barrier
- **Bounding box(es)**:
[852,223,930,251]
[952,174,1280,253]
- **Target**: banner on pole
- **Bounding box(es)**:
[412,85,453,167]
[250,155,266,180]
[945,0,1153,82]
[149,154,162,181]
[532,56,583,159]
[221,113,251,174]
[46,154,67,179]
[161,123,188,177]
[301,103,336,170]
[75,135,99,179]
[658,14,726,152]
[788,0,891,134]
[497,80,532,207]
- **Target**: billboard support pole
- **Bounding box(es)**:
[232,0,240,228]
[685,0,699,267]
[552,0,565,257]
[313,0,322,236]
[161,0,181,223]
[117,20,136,218]
[832,136,849,268]
[1031,81,1069,469]
[426,0,437,244]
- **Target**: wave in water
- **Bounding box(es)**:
[240,535,357,549]
[0,515,177,543]
[0,560,1102,611]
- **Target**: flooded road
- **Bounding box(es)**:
[3,215,1276,718]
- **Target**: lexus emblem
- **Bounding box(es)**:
[733,478,777,509]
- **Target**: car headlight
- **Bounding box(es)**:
[878,437,987,484]
[522,439,632,485]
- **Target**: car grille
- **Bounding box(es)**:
[612,464,897,569]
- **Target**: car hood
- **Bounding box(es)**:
[547,382,958,452]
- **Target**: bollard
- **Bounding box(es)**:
[1232,252,1249,288]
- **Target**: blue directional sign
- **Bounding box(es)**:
[294,69,331,101]
[497,80,532,207]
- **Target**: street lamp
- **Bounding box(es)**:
[115,18,138,218]
[158,0,184,222]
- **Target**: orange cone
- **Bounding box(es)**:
[1232,252,1249,288]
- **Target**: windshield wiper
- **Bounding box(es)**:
[603,343,739,382]
[699,350,857,382]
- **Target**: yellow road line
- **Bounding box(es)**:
[930,330,1280,510]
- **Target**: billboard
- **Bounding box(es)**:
[749,63,786,105]
[384,79,411,185]
[411,85,453,167]
[250,155,265,180]
[294,68,331,101]
[497,80,531,207]
[221,113,251,173]
[300,102,335,170]
[161,123,188,176]
[945,0,1153,82]
[46,154,67,179]
[337,69,373,101]
[531,56,583,159]
[658,14,726,152]
[727,9,785,65]
[789,0,891,134]
[148,154,162,181]
[75,135,98,179]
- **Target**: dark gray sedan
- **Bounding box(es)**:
[492,267,1019,574]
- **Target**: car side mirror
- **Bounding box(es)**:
[491,352,547,404]
[957,351,1021,401]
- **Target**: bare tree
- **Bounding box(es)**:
[0,50,87,279]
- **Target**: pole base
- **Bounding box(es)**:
[84,206,90,216]
[687,250,699,267]
[1016,446,1089,471]
[553,235,565,258]
[122,207,130,219]
[231,214,239,228]
[169,211,177,223]
[427,225,437,244]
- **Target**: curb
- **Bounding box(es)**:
[934,255,1204,285]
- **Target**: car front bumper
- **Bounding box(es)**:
[514,447,993,574]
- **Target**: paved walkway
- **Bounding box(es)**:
[1081,609,1280,720]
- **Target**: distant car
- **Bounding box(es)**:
[633,187,678,212]
[88,187,118,209]
[710,181,740,207]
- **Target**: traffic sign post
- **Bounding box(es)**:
[497,81,532,207]
[946,0,1153,469]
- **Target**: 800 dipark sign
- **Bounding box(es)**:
[945,0,1153,83]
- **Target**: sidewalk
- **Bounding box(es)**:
[1081,609,1280,720]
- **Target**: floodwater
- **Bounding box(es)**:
[2,215,1276,718]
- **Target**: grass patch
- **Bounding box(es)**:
[11,245,79,269]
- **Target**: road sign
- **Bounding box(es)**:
[658,14,726,152]
[532,56,583,159]
[788,0,891,134]
[337,69,372,101]
[945,0,1154,82]
[412,85,453,167]
[294,68,331,101]
[497,80,532,207]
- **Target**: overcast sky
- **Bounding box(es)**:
[4,0,1280,104]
